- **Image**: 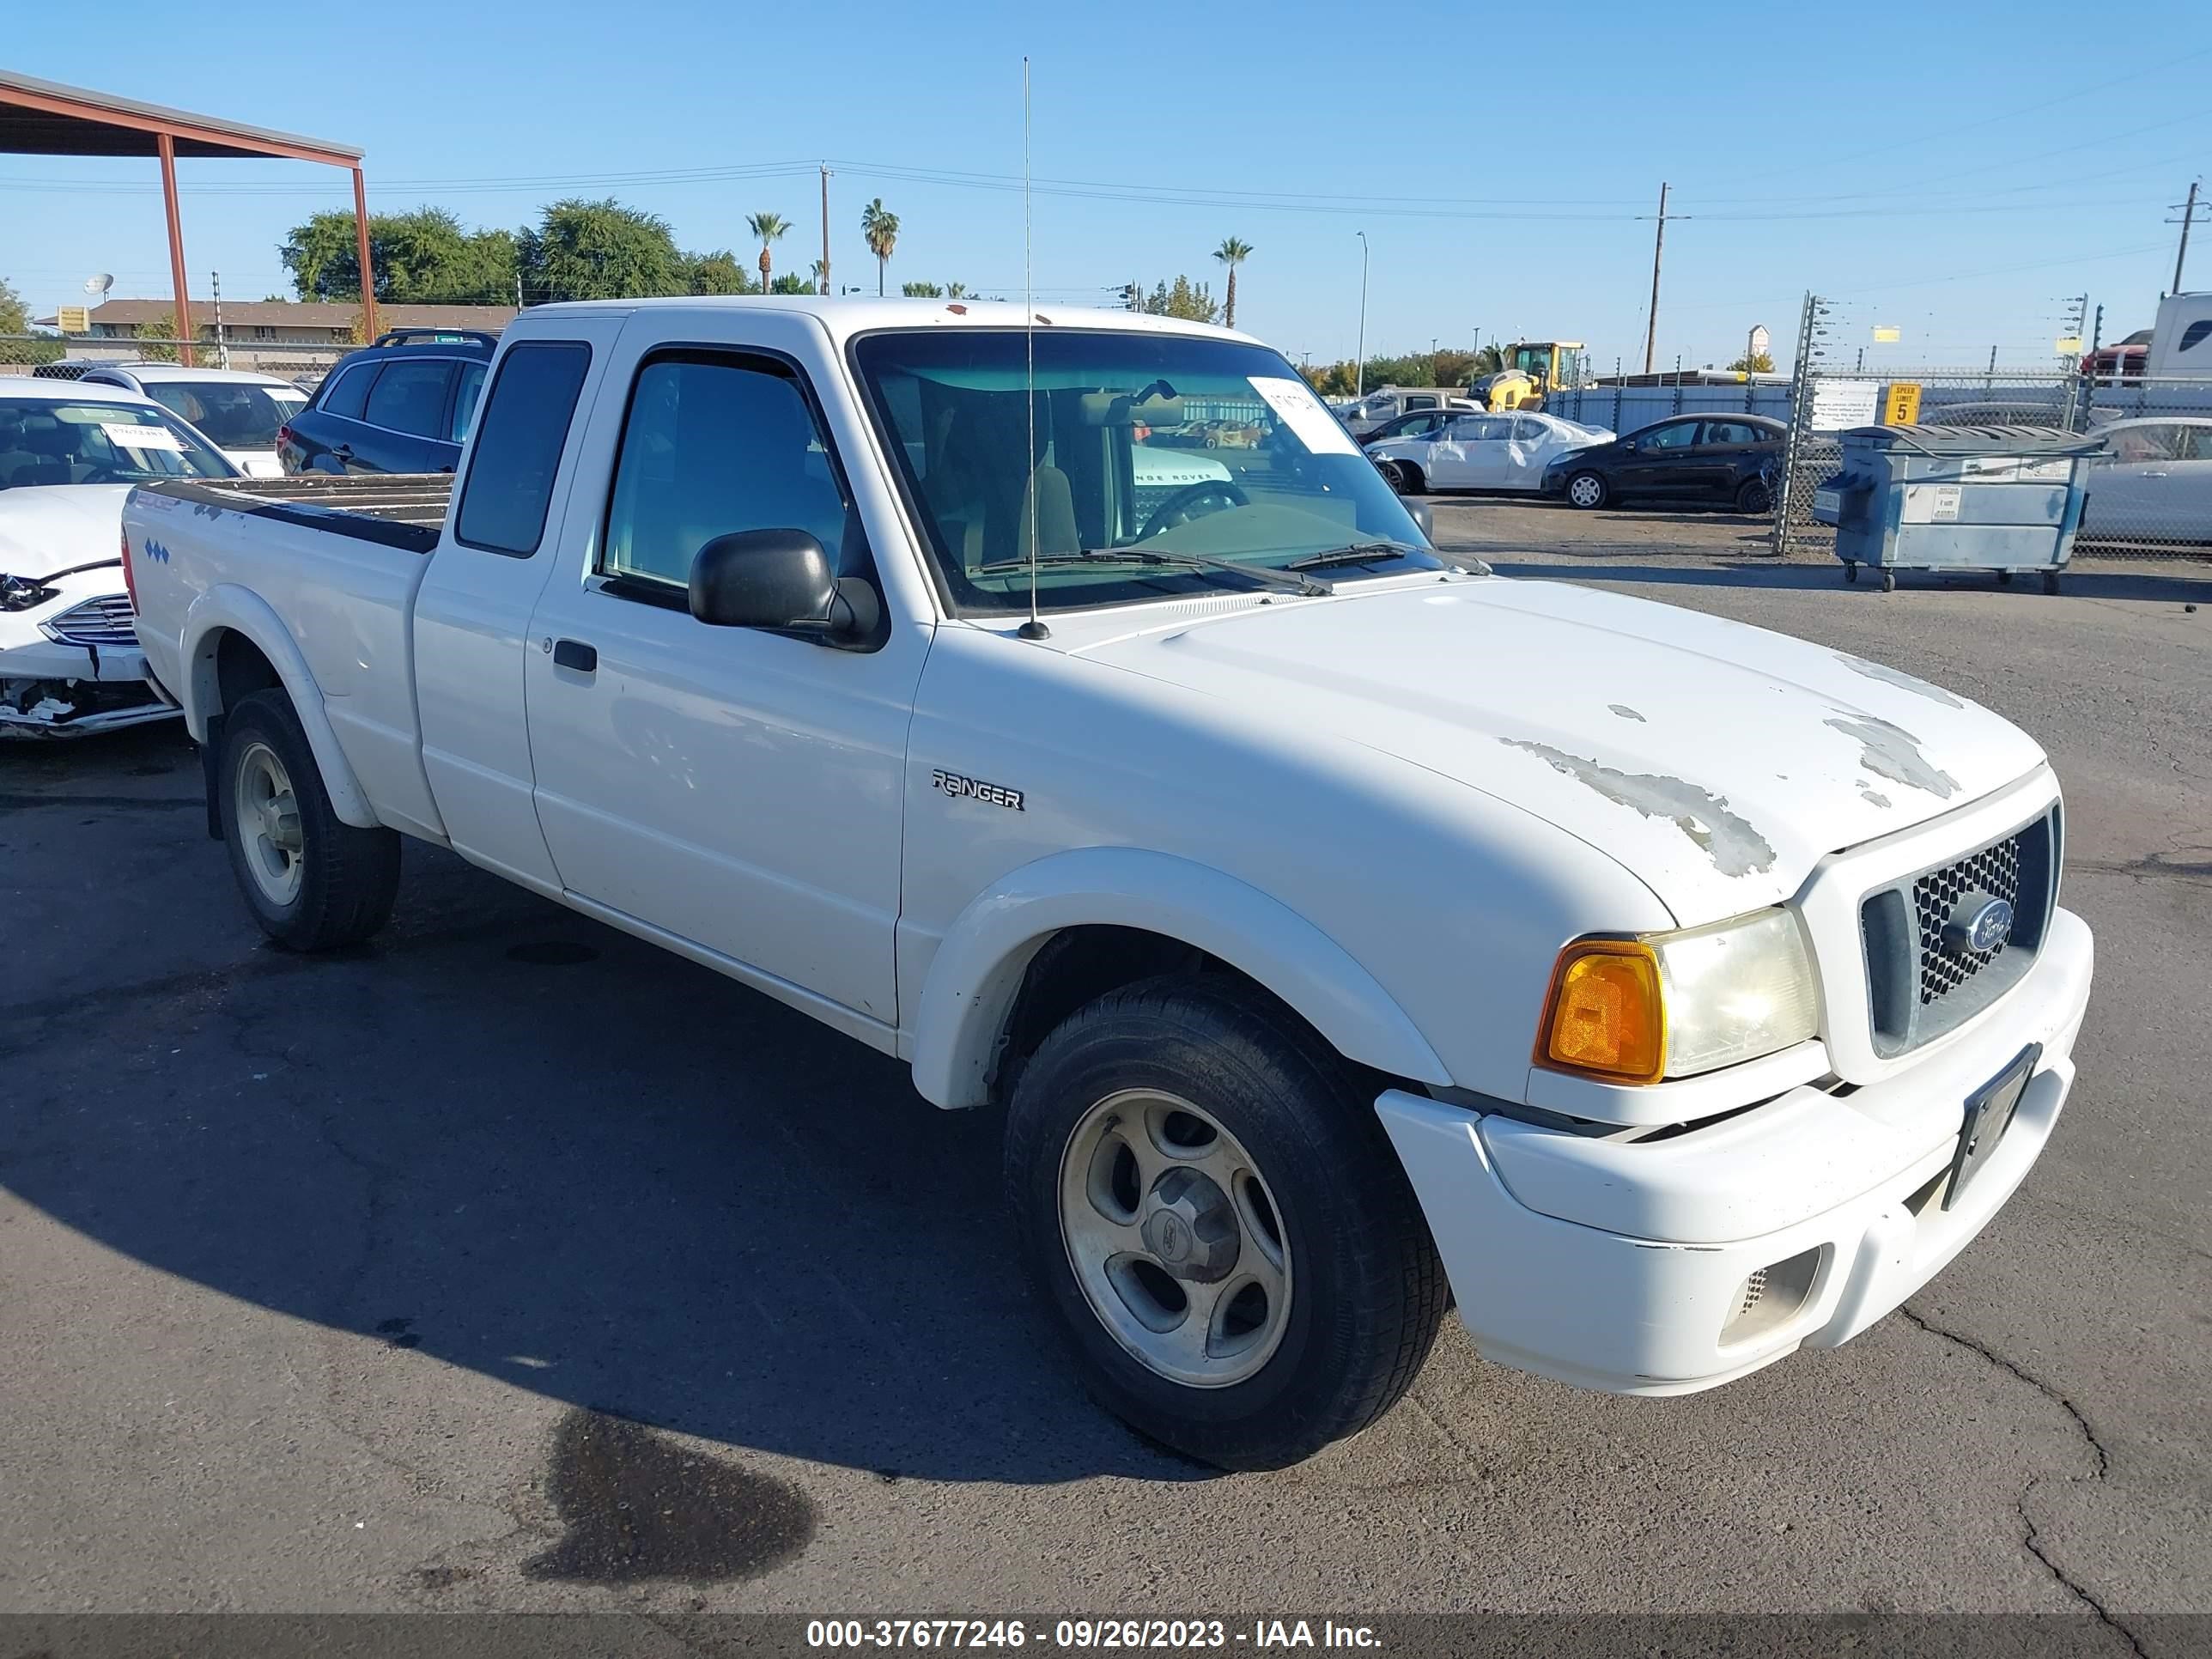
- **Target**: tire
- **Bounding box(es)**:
[1734,476,1771,514]
[1386,460,1425,496]
[1565,471,1607,510]
[218,689,401,951]
[1004,974,1447,1471]
[1844,562,1858,584]
[1881,569,1898,592]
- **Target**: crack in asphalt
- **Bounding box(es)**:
[1898,1306,2144,1656]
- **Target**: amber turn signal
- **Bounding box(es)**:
[1538,940,1667,1084]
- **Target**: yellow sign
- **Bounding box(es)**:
[2055,336,2081,355]
[55,305,89,333]
[1872,325,1902,343]
[1883,382,1923,425]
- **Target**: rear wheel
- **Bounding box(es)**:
[1565,471,1607,510]
[219,690,400,951]
[1735,476,1772,514]
[1004,975,1447,1470]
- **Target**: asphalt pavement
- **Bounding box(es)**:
[2,507,2206,1646]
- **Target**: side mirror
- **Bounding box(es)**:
[1407,500,1435,542]
[689,528,884,646]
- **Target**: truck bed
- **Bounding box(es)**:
[150,474,453,555]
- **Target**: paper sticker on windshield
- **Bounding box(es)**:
[100,422,185,453]
[1248,376,1358,456]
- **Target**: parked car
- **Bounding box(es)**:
[1541,413,1787,511]
[62,364,308,477]
[1,379,235,735]
[130,297,2091,1472]
[276,328,498,476]
[1358,408,1472,446]
[2078,416,2212,545]
[1366,410,1613,495]
[1340,388,1479,441]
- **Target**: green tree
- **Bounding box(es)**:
[0,276,28,335]
[1302,361,1358,398]
[1728,350,1777,374]
[1472,343,1506,376]
[860,198,900,296]
[769,273,811,295]
[901,280,943,298]
[518,198,690,303]
[945,281,969,299]
[809,259,829,295]
[1139,276,1219,325]
[747,211,792,294]
[135,313,179,362]
[687,249,756,295]
[281,207,517,304]
[1212,237,1253,329]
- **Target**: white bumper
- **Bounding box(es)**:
[1377,906,2094,1394]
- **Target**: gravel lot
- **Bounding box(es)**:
[3,499,2207,1644]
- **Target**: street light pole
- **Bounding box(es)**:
[1354,231,1370,399]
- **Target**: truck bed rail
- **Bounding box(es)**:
[139,474,452,555]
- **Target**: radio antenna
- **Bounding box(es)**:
[1017,55,1049,641]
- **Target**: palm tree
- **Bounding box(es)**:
[945,282,969,299]
[808,258,828,295]
[860,198,900,296]
[748,212,792,295]
[1212,237,1254,328]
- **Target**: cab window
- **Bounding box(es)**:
[599,353,852,591]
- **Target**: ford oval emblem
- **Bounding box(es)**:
[1944,894,2014,956]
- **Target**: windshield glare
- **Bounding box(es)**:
[143,381,307,451]
[854,329,1439,613]
[0,399,236,487]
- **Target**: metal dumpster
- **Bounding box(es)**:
[1813,424,2104,592]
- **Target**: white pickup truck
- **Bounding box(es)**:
[126,298,2094,1470]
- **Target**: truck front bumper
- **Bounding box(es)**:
[1376,906,2094,1395]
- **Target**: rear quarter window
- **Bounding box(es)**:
[453,342,593,557]
[319,362,377,421]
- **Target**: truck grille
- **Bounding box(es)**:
[1861,809,2057,1056]
[1914,835,2023,1004]
[40,594,138,649]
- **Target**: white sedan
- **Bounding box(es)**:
[2079,416,2212,546]
[1,380,240,736]
[63,362,308,477]
[1366,410,1613,495]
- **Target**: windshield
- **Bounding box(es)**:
[0,398,236,488]
[142,380,308,450]
[853,328,1439,614]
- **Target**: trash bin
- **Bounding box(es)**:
[1812,424,2104,593]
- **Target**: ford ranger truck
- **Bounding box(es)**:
[124,299,2094,1471]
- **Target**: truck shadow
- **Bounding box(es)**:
[1484,557,2212,603]
[0,833,1207,1488]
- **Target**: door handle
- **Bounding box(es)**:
[551,638,598,673]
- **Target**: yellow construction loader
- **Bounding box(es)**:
[1475,341,1588,410]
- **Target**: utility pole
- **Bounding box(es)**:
[2171,179,2204,293]
[210,270,228,369]
[1641,181,1669,376]
[820,164,833,297]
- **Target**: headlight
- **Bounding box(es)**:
[1538,908,1818,1084]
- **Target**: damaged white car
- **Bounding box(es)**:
[2,380,235,737]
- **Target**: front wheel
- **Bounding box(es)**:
[1565,471,1607,510]
[1382,459,1425,495]
[219,690,401,951]
[1735,476,1772,514]
[1004,975,1447,1470]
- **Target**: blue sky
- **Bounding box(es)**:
[5,0,2208,372]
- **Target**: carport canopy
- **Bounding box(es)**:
[0,70,376,364]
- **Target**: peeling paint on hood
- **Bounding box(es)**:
[1065,576,2048,923]
[1834,650,1965,709]
[1501,741,1776,878]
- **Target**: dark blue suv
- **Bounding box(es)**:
[277,329,499,476]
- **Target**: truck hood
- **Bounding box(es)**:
[1071,576,2045,921]
[0,483,134,575]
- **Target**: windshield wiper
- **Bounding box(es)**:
[975,548,1333,597]
[1286,539,1493,576]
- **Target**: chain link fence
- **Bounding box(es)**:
[3,332,350,388]
[1771,295,2212,561]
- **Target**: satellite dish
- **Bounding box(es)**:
[84,273,114,299]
